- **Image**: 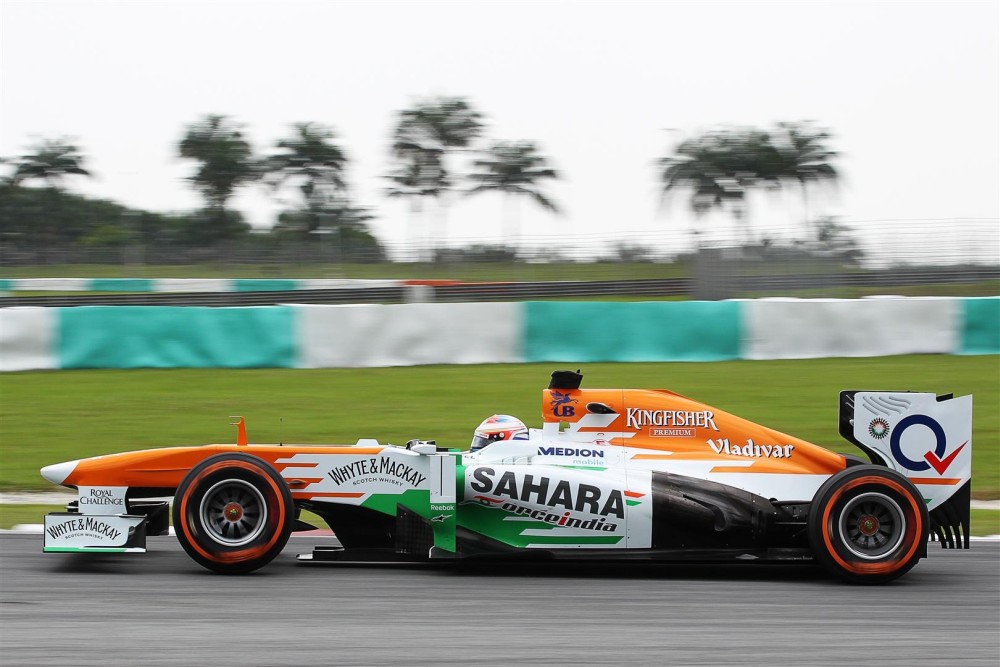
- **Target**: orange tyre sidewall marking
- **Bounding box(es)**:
[820,476,923,576]
[178,459,288,566]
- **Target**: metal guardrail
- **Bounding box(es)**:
[734,267,1000,291]
[0,286,408,307]
[1,269,996,307]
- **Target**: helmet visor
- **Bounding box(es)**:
[470,434,496,452]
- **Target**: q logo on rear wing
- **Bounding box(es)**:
[841,391,972,513]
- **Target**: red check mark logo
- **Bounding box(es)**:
[924,441,967,475]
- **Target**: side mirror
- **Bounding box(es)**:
[407,440,438,455]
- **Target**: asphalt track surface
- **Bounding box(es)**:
[2,535,998,667]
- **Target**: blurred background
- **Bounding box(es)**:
[1,0,997,299]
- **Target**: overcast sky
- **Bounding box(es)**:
[1,0,997,261]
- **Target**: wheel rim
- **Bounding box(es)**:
[199,479,268,547]
[837,491,906,560]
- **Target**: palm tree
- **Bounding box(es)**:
[774,121,840,234]
[658,127,784,244]
[264,122,349,234]
[392,96,484,159]
[385,150,446,261]
[9,139,90,188]
[388,96,484,256]
[466,141,560,250]
[659,131,750,239]
[4,139,92,247]
[178,114,257,240]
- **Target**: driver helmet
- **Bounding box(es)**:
[470,415,528,452]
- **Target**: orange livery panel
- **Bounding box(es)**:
[542,387,847,475]
[43,444,385,492]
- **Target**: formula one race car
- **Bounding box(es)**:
[40,370,972,583]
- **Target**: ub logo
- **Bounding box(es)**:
[549,390,577,417]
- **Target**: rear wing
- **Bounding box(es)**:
[839,391,972,548]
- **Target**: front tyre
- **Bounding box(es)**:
[173,453,293,574]
[808,465,928,584]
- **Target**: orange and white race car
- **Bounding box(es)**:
[40,370,972,583]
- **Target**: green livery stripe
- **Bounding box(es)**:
[358,486,457,553]
[458,502,624,547]
[430,503,457,553]
[360,489,431,517]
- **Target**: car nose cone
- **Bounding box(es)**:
[40,460,79,485]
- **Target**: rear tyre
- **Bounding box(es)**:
[808,465,928,584]
[173,453,293,574]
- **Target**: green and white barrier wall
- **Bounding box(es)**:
[1,298,996,372]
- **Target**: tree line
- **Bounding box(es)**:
[0,95,845,259]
